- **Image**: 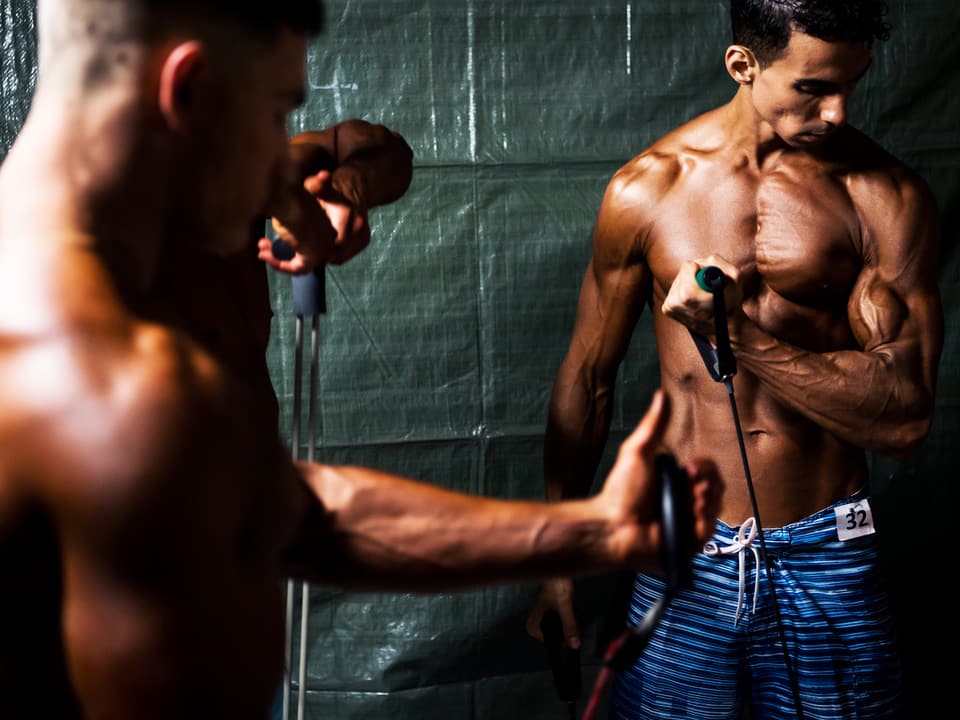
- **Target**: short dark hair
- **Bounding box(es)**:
[731,0,890,66]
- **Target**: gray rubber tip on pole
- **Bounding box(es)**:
[293,270,326,317]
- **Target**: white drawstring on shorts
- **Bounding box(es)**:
[703,517,760,626]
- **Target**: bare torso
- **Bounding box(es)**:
[0,241,301,717]
[625,110,928,526]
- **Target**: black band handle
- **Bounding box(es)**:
[602,453,694,673]
[692,266,736,380]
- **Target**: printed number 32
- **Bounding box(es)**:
[845,506,867,530]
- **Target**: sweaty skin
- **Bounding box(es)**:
[529,30,942,646]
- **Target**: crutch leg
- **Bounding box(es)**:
[282,314,305,720]
[297,312,321,720]
[285,267,327,720]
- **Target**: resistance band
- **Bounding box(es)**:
[543,454,696,719]
[542,266,805,719]
[690,265,804,720]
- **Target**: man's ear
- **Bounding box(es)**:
[725,44,759,85]
[157,41,206,131]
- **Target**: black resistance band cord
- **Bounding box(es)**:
[690,266,804,720]
[544,266,806,720]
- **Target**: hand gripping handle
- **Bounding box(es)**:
[691,266,736,381]
[272,238,327,317]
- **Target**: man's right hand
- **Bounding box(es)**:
[527,389,723,650]
[661,254,742,338]
[258,120,413,274]
[260,167,370,273]
[594,390,722,568]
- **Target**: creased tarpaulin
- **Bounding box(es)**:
[2,1,958,718]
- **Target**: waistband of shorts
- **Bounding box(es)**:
[713,486,869,547]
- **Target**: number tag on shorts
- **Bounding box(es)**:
[834,499,875,541]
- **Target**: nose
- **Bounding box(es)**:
[819,94,848,127]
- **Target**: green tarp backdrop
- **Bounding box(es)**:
[2,1,958,718]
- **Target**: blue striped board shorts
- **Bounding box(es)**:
[609,490,903,719]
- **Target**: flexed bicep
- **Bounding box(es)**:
[732,169,943,459]
[846,182,943,442]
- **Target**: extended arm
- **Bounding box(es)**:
[284,390,721,591]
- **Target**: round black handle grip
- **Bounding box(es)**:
[656,453,695,591]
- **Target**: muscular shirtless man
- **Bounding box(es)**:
[0,2,722,718]
[528,1,942,718]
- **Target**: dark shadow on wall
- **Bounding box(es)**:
[871,423,959,716]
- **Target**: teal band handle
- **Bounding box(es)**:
[696,266,724,293]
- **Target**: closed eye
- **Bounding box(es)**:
[793,58,872,97]
[794,80,836,96]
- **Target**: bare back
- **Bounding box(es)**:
[0,243,305,717]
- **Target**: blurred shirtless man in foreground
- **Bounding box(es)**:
[0,1,722,717]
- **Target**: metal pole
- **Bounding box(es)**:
[282,316,305,720]
[285,264,328,720]
[297,310,321,720]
